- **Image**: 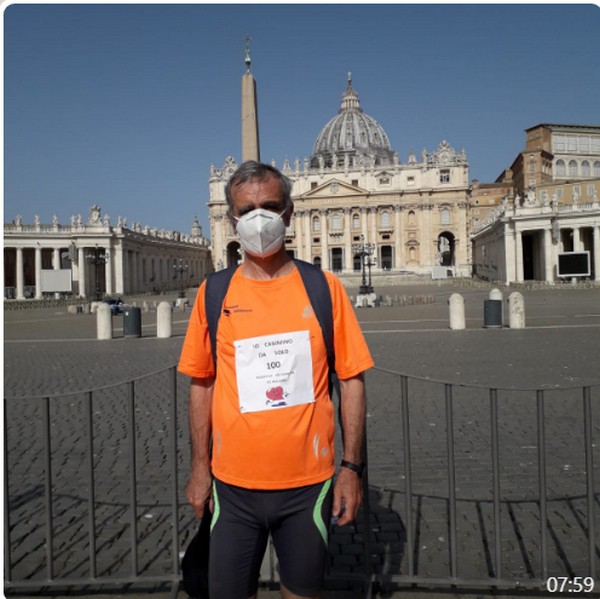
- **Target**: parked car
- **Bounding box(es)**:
[103,297,127,315]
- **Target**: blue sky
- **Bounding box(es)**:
[4,3,600,238]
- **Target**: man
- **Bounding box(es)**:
[178,161,374,599]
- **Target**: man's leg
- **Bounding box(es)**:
[209,479,269,598]
[280,583,319,599]
[271,479,333,598]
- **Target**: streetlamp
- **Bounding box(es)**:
[352,236,376,294]
[85,246,109,301]
[173,258,188,298]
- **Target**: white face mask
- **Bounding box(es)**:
[234,208,286,258]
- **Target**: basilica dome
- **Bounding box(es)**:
[311,75,396,169]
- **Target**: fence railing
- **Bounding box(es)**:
[4,366,600,597]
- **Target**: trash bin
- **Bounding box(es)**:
[123,307,142,337]
[483,299,503,328]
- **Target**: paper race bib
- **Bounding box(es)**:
[234,330,315,413]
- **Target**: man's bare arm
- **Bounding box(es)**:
[332,373,366,526]
[185,376,215,518]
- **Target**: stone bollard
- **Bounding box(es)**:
[448,293,466,330]
[96,303,113,340]
[157,301,173,338]
[508,291,526,329]
[484,288,503,328]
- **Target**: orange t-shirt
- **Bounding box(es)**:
[178,267,374,490]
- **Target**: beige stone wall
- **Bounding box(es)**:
[208,155,471,277]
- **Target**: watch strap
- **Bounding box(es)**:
[340,459,365,477]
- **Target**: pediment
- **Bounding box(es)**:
[300,178,366,199]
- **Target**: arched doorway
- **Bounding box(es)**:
[437,232,455,267]
[226,241,242,268]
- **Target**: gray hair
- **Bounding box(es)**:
[225,161,293,220]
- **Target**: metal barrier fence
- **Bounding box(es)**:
[4,366,600,597]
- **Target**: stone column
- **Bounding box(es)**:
[35,246,42,299]
[320,209,329,270]
[360,206,368,241]
[294,210,303,261]
[515,229,524,283]
[573,227,584,251]
[303,211,312,262]
[504,224,516,285]
[421,203,433,267]
[114,243,124,294]
[343,208,352,272]
[543,228,554,282]
[594,225,600,282]
[105,247,113,296]
[369,207,377,253]
[394,205,402,270]
[131,250,138,294]
[53,248,61,269]
[78,246,87,298]
[15,247,24,300]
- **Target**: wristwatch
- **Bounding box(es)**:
[340,459,365,478]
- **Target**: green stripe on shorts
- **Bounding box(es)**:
[211,480,220,533]
[312,478,332,545]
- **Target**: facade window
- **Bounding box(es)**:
[557,188,564,199]
[331,213,342,230]
[379,176,390,185]
[407,176,415,186]
[380,211,391,228]
[440,169,450,184]
[555,160,566,176]
[408,210,416,227]
[587,184,596,197]
[312,216,320,232]
[352,213,360,229]
[579,136,590,152]
[592,138,600,152]
[351,179,358,186]
[582,161,591,177]
[568,160,578,176]
[353,253,362,272]
[440,208,451,225]
[594,161,600,177]
[553,135,565,151]
[311,182,318,190]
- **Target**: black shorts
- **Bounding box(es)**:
[209,478,333,598]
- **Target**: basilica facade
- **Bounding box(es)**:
[208,77,471,279]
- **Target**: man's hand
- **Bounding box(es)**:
[332,466,363,526]
[185,464,213,518]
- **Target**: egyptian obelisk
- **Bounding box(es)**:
[241,36,260,162]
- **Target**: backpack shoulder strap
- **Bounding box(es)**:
[292,259,335,374]
[204,265,238,367]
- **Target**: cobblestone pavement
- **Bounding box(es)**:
[4,284,600,598]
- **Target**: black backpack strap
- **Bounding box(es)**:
[293,259,335,376]
[204,265,238,367]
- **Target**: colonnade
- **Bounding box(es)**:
[509,222,600,283]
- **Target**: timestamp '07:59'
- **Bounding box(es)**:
[546,576,595,593]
